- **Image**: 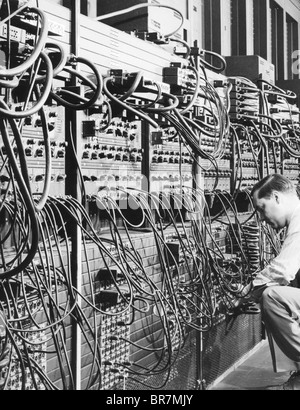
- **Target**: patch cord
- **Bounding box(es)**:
[0,5,104,280]
[95,3,184,39]
[259,80,300,159]
[1,0,300,391]
[111,188,253,322]
[6,325,47,390]
[0,132,262,368]
[0,133,260,390]
[94,189,211,336]
[51,196,186,387]
[228,78,260,123]
[104,63,230,161]
[100,304,130,390]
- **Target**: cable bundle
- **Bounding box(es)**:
[1,0,291,391]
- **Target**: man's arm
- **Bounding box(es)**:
[253,231,300,288]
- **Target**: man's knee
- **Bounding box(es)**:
[261,286,281,314]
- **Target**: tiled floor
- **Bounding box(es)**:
[210,341,299,390]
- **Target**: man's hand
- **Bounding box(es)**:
[251,284,268,302]
[230,283,253,308]
[236,283,252,298]
[228,283,262,316]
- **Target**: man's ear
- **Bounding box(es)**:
[273,191,280,203]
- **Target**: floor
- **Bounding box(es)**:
[210,340,299,390]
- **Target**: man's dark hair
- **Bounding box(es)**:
[251,174,295,199]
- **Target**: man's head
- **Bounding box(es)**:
[251,174,299,230]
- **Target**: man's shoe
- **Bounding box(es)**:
[266,371,300,390]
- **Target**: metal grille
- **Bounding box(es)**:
[117,313,263,390]
[119,331,198,391]
[202,313,263,387]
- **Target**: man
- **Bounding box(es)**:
[243,174,300,390]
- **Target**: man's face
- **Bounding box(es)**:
[253,191,287,230]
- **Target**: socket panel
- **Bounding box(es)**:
[5,298,47,391]
[0,24,26,43]
[82,114,144,227]
[149,127,194,222]
[3,103,66,198]
[7,326,47,390]
[100,304,130,390]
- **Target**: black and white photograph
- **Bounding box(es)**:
[1,0,300,393]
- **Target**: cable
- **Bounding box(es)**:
[1,0,281,390]
[95,4,184,38]
[0,52,54,119]
[36,41,69,81]
[102,76,159,128]
[198,49,227,73]
[0,117,39,280]
[0,1,30,26]
[0,7,49,78]
[50,56,103,111]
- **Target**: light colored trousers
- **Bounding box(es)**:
[262,286,300,367]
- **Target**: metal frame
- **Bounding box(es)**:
[66,0,82,391]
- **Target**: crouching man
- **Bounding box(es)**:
[242,174,300,390]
